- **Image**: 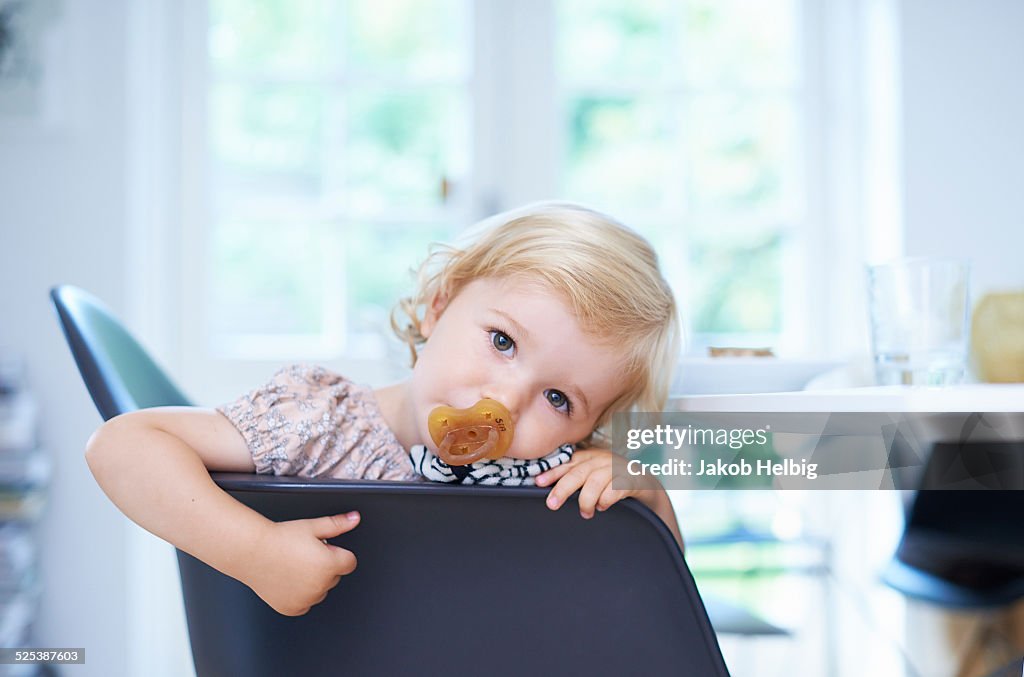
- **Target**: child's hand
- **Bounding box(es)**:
[536,449,684,548]
[237,512,361,616]
[535,448,654,519]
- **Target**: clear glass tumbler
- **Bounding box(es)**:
[867,258,970,386]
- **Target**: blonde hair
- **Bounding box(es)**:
[391,202,680,444]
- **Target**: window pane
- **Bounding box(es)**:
[346,0,469,79]
[345,88,469,212]
[563,95,670,209]
[688,228,784,333]
[557,0,668,82]
[553,1,801,347]
[345,222,452,357]
[686,94,798,224]
[210,0,337,76]
[683,0,798,88]
[205,1,474,358]
[211,81,325,202]
[346,223,451,309]
[210,218,338,336]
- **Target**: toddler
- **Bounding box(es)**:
[86,202,682,617]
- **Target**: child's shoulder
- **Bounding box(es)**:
[267,363,349,387]
[223,363,367,414]
[218,363,412,480]
[267,363,373,404]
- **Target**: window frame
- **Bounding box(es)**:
[176,0,872,403]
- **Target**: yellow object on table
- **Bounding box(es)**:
[972,291,1024,382]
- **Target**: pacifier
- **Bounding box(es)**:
[427,399,515,466]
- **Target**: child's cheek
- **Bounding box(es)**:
[505,426,559,461]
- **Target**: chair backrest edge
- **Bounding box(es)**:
[50,285,126,421]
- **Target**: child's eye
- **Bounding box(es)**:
[489,330,516,355]
[545,389,572,416]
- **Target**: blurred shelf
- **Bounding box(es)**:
[0,358,50,666]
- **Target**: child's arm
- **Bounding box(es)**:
[535,449,684,550]
[86,407,361,616]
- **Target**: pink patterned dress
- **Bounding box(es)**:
[216,364,422,482]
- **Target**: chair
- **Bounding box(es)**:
[51,284,731,676]
[50,286,192,418]
[882,442,1024,608]
[882,440,1024,676]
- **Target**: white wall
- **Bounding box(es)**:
[0,1,131,674]
[900,0,1024,299]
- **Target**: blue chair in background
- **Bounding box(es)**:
[50,286,192,417]
[51,284,732,676]
[883,439,1024,675]
[882,437,1024,607]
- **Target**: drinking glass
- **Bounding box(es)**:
[867,258,970,386]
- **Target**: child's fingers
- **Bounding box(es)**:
[328,546,359,576]
[536,449,604,486]
[310,512,361,539]
[544,462,594,510]
[535,461,575,487]
[596,485,627,512]
[577,470,612,519]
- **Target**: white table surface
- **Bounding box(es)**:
[672,384,1024,413]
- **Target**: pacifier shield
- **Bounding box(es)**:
[427,398,514,465]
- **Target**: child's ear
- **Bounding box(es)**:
[420,290,449,339]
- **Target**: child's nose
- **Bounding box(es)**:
[481,383,526,420]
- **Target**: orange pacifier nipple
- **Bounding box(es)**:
[427,399,515,466]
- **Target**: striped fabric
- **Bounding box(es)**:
[408,444,574,486]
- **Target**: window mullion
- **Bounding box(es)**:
[503,0,559,208]
[470,0,502,218]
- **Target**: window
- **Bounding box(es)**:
[556,0,804,347]
[204,0,472,362]
[185,0,823,393]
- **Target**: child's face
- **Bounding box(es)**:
[410,276,625,459]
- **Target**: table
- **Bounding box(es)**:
[672,384,1024,413]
